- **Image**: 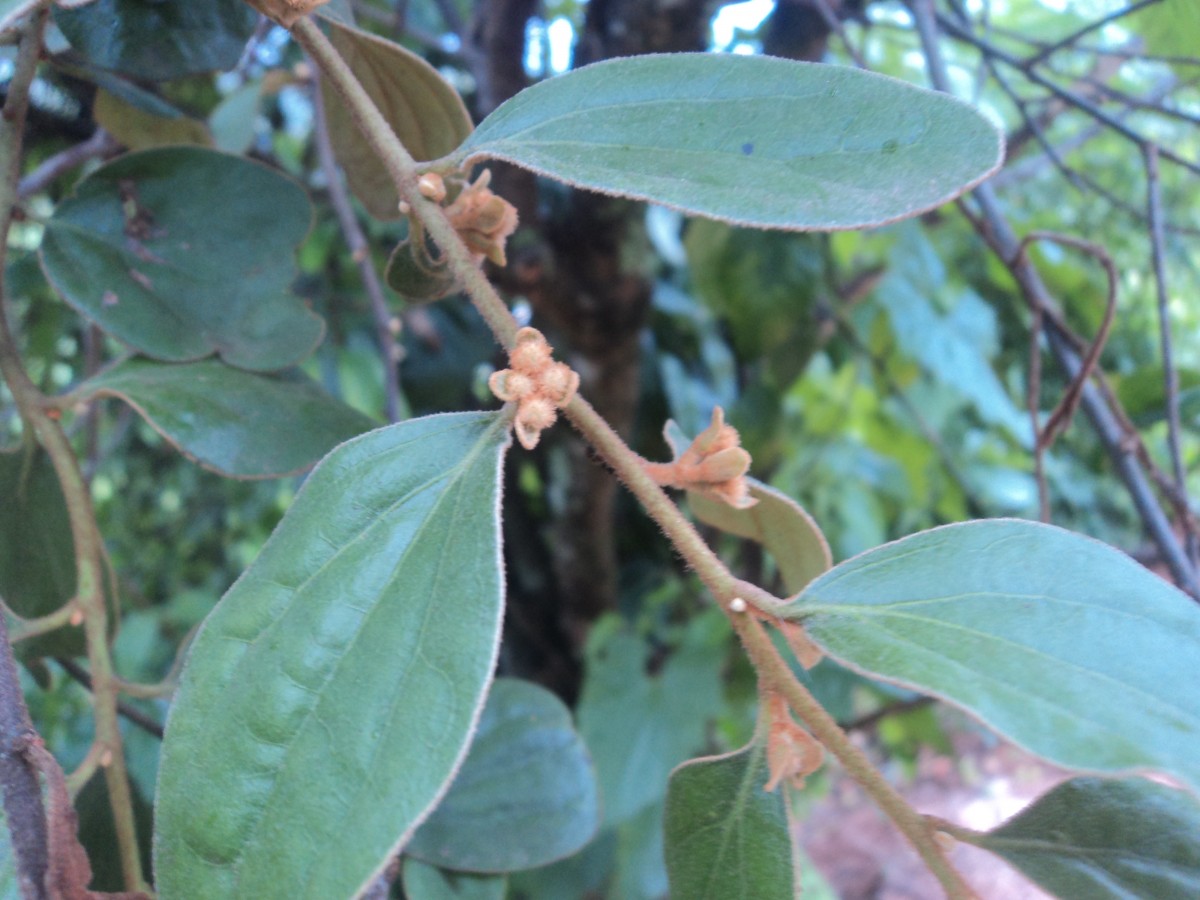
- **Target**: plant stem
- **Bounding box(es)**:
[299,15,974,896]
[0,9,147,893]
[733,613,977,900]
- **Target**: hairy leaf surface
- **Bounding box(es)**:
[664,742,797,899]
[970,777,1200,899]
[79,357,374,478]
[155,412,511,899]
[452,54,1002,230]
[778,520,1200,793]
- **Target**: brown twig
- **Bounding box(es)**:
[910,0,1200,600]
[1023,0,1160,68]
[54,658,164,740]
[1144,144,1198,569]
[0,611,49,899]
[16,128,118,200]
[310,68,403,423]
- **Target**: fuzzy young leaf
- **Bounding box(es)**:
[778,520,1200,793]
[407,679,599,873]
[968,777,1200,899]
[154,412,511,899]
[664,742,798,899]
[40,147,323,372]
[78,357,375,478]
[450,54,1002,231]
[322,19,473,221]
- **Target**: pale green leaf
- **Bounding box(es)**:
[664,742,798,900]
[154,412,512,899]
[452,54,1002,230]
[402,859,506,900]
[322,19,473,220]
[407,678,600,873]
[40,147,323,371]
[93,89,213,150]
[971,777,1200,899]
[78,357,374,478]
[778,520,1200,793]
[664,420,830,594]
[577,613,726,828]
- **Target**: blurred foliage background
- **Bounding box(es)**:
[1,0,1198,895]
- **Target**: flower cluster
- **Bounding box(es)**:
[442,169,519,267]
[652,407,755,508]
[489,327,580,450]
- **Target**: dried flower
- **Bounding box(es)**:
[443,169,519,266]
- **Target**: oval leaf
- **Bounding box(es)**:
[690,480,831,595]
[407,678,600,873]
[55,0,256,82]
[968,776,1200,899]
[78,357,375,478]
[154,412,512,899]
[40,147,323,372]
[402,859,506,900]
[451,54,1002,231]
[93,89,213,151]
[778,520,1200,793]
[664,742,798,900]
[664,420,830,593]
[323,19,474,221]
[385,219,459,302]
[0,447,83,658]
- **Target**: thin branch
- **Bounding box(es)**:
[1023,0,1160,67]
[16,128,117,199]
[53,658,164,740]
[0,10,147,891]
[0,611,48,899]
[310,70,403,423]
[841,696,935,733]
[810,0,867,68]
[910,0,1200,600]
[1144,144,1198,569]
[936,11,1200,178]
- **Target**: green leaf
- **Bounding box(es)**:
[970,777,1200,899]
[154,412,512,899]
[40,147,323,371]
[93,89,213,151]
[407,678,600,873]
[452,54,1002,231]
[0,446,83,658]
[663,420,830,593]
[664,742,797,900]
[778,519,1200,793]
[385,219,459,302]
[577,613,726,827]
[54,0,256,81]
[691,479,831,596]
[402,859,506,900]
[322,19,473,221]
[77,357,375,478]
[210,82,263,155]
[1129,0,1200,65]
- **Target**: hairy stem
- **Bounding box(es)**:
[297,14,973,895]
[0,9,147,893]
[734,614,977,899]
